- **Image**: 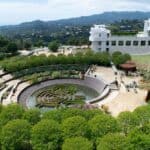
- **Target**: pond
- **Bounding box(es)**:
[27,84,99,110]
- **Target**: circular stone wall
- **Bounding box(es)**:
[18,77,106,108]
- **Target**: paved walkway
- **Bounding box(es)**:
[93,66,148,117]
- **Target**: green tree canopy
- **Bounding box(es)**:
[111,51,131,66]
[83,109,103,120]
[24,42,32,50]
[1,119,31,150]
[0,104,25,127]
[133,105,150,125]
[97,133,128,150]
[61,108,85,120]
[31,119,61,150]
[42,109,62,122]
[88,114,120,139]
[7,42,18,54]
[127,127,150,150]
[117,111,140,134]
[0,104,3,113]
[62,137,93,150]
[22,109,41,125]
[62,116,89,139]
[48,41,59,52]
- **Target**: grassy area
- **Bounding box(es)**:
[132,55,150,65]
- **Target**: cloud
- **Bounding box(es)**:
[1,0,48,4]
[0,0,150,25]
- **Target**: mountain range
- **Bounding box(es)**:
[0,11,150,37]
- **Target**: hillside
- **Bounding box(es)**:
[0,11,149,46]
[0,11,150,31]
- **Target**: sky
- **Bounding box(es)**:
[0,0,150,25]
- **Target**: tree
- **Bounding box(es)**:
[127,128,150,150]
[0,104,25,127]
[42,109,62,122]
[22,109,41,125]
[88,114,120,139]
[128,123,150,137]
[62,137,93,150]
[48,41,59,52]
[111,51,131,67]
[7,42,18,54]
[61,108,85,120]
[34,40,44,47]
[1,119,31,150]
[97,133,128,150]
[0,104,3,113]
[133,105,150,125]
[0,36,9,47]
[83,109,103,120]
[24,42,32,50]
[31,119,61,150]
[62,116,89,139]
[117,111,140,134]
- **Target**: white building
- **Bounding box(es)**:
[89,19,150,54]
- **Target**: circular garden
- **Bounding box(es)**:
[28,84,99,109]
[0,51,131,109]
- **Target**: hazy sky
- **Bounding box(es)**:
[0,0,150,25]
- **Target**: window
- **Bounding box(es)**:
[99,48,101,51]
[133,41,138,46]
[99,34,101,37]
[112,41,116,46]
[106,48,109,52]
[141,41,146,46]
[99,41,102,45]
[126,41,131,46]
[148,41,150,46]
[106,41,109,46]
[118,41,124,46]
[107,33,110,38]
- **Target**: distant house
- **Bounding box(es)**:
[89,19,150,55]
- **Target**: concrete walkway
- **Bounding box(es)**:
[93,66,148,117]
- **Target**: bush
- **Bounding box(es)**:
[51,71,61,78]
